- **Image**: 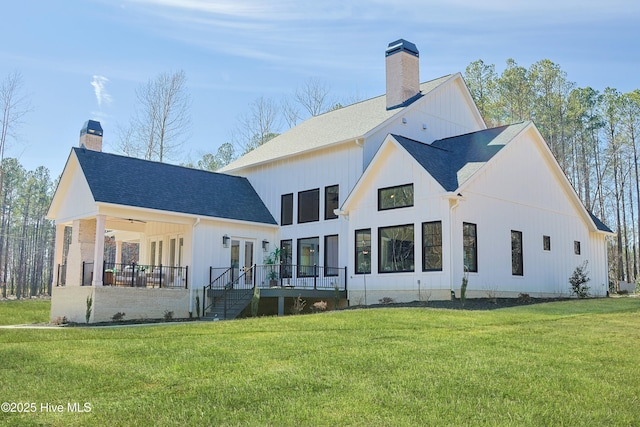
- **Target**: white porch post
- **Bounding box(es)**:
[115,240,123,265]
[92,215,106,286]
[52,223,66,286]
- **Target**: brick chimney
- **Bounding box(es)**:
[385,39,420,110]
[79,120,103,151]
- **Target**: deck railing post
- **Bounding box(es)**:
[344,266,347,291]
[159,264,163,288]
[185,266,189,289]
[81,262,85,286]
[131,262,136,287]
[314,265,317,290]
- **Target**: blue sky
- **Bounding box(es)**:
[1,0,639,177]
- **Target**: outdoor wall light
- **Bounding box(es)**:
[222,235,230,248]
[262,240,269,251]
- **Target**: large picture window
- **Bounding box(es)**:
[378,184,414,211]
[298,189,319,223]
[325,185,339,220]
[511,230,523,276]
[297,237,319,277]
[281,193,293,226]
[378,224,414,273]
[355,229,371,274]
[422,221,442,271]
[463,222,478,273]
[324,235,339,276]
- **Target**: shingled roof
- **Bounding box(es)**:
[393,122,530,191]
[72,148,277,225]
[221,74,454,172]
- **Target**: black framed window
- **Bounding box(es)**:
[422,221,442,271]
[324,235,339,277]
[325,185,339,220]
[298,189,319,223]
[378,184,414,211]
[281,193,293,226]
[355,229,371,274]
[543,235,551,251]
[280,239,292,278]
[297,237,319,277]
[574,241,581,255]
[463,222,478,273]
[378,224,414,273]
[511,230,523,276]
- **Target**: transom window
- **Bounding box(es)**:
[422,221,442,271]
[378,224,414,273]
[378,184,414,211]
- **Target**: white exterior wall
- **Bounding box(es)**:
[237,143,362,272]
[363,78,485,168]
[346,141,453,303]
[451,129,609,297]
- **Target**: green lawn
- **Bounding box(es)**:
[0,299,50,326]
[0,298,639,426]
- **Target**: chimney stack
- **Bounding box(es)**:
[79,120,103,152]
[385,39,420,110]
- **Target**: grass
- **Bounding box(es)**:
[0,299,50,326]
[0,298,639,426]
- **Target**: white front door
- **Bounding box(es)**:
[230,239,254,285]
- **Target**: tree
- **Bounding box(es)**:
[232,96,280,154]
[189,143,237,172]
[118,70,191,162]
[496,59,533,123]
[295,77,332,117]
[0,71,31,201]
[464,60,498,126]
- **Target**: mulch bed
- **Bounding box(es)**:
[345,297,571,311]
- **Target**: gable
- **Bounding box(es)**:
[58,148,277,225]
[47,152,98,223]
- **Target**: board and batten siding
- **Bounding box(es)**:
[451,128,609,297]
[346,140,453,303]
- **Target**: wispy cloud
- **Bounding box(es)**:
[90,75,112,108]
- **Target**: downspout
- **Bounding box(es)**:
[189,217,201,316]
[447,193,464,297]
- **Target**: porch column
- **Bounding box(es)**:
[278,296,285,316]
[52,223,66,286]
[92,215,106,286]
[115,240,123,265]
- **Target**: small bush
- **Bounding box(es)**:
[569,261,591,298]
[163,310,174,321]
[112,312,126,321]
[460,273,468,307]
[52,316,67,326]
[518,293,531,302]
[378,297,395,305]
[85,295,93,324]
[291,295,306,315]
[311,301,327,313]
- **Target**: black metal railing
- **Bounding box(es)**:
[80,261,188,288]
[203,266,255,319]
[254,264,347,290]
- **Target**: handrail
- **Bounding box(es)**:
[203,267,233,317]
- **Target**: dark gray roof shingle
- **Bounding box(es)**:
[73,147,276,225]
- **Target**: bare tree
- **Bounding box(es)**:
[232,97,280,154]
[0,71,31,197]
[118,70,191,162]
[295,78,331,117]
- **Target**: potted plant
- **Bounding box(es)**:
[265,247,281,287]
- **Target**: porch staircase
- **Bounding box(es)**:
[203,288,253,320]
[202,266,255,320]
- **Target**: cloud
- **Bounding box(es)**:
[90,75,112,108]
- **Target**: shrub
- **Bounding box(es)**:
[291,295,306,315]
[195,295,200,318]
[378,297,395,305]
[52,316,67,326]
[460,272,468,307]
[112,312,126,321]
[311,300,327,313]
[569,261,591,298]
[163,310,174,321]
[85,295,92,324]
[518,293,531,302]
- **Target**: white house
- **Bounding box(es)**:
[47,39,612,323]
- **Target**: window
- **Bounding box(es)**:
[379,224,414,273]
[511,230,523,276]
[325,185,339,220]
[355,229,371,274]
[280,239,292,278]
[281,193,293,226]
[463,222,478,273]
[378,184,414,210]
[574,241,581,255]
[543,235,551,251]
[422,221,442,271]
[324,235,339,276]
[297,237,319,277]
[298,189,319,223]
